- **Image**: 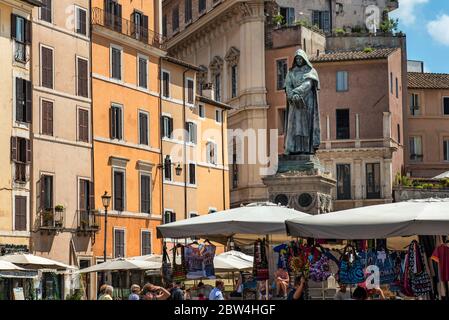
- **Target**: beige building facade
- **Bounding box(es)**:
[30,0,93,267]
[0,0,41,253]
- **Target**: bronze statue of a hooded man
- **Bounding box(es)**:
[284,49,321,155]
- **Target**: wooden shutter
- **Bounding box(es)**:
[192,123,197,144]
[112,48,121,80]
[15,196,27,231]
[214,143,218,164]
[117,107,122,139]
[114,171,124,211]
[39,176,46,210]
[41,47,53,88]
[169,117,173,138]
[11,137,18,162]
[116,4,122,32]
[11,14,17,39]
[25,80,32,123]
[78,8,87,35]
[189,163,195,184]
[79,180,87,211]
[77,58,88,97]
[16,78,24,122]
[42,101,53,135]
[88,181,95,211]
[139,113,148,145]
[26,139,31,164]
[109,107,115,138]
[141,175,150,213]
[78,109,89,142]
[142,15,149,42]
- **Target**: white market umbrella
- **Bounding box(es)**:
[129,254,163,263]
[432,171,449,179]
[213,251,253,272]
[286,198,449,239]
[0,260,25,271]
[79,258,161,273]
[157,202,310,241]
[0,253,73,270]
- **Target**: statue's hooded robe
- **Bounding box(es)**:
[284,49,321,155]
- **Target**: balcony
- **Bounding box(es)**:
[76,210,100,234]
[36,208,65,234]
[91,7,165,50]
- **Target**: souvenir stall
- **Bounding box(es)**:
[285,198,449,300]
[156,202,310,300]
[0,261,38,300]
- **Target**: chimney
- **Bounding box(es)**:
[201,82,215,100]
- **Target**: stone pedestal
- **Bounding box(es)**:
[263,155,336,214]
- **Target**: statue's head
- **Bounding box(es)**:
[292,49,312,69]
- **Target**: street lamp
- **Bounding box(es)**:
[163,155,182,176]
[101,191,111,263]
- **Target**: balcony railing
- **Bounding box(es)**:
[37,208,65,233]
[76,210,100,233]
[91,7,165,50]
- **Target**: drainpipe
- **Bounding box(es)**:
[29,9,35,255]
[88,0,95,249]
[221,109,226,210]
[182,68,189,220]
[159,58,164,249]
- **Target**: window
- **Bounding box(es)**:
[278,108,286,135]
[185,0,192,23]
[336,164,351,200]
[140,174,151,213]
[161,116,173,139]
[163,210,176,224]
[104,0,122,32]
[11,15,30,62]
[163,156,173,181]
[444,97,449,115]
[276,59,288,91]
[336,71,348,92]
[188,163,196,185]
[40,175,53,210]
[11,137,31,164]
[114,229,125,258]
[77,57,88,97]
[214,73,221,102]
[186,122,197,144]
[162,71,170,98]
[397,124,401,144]
[336,109,350,139]
[131,11,149,42]
[410,93,420,116]
[141,231,152,255]
[366,163,381,199]
[14,196,27,231]
[206,142,217,164]
[199,0,206,14]
[139,112,149,145]
[41,46,54,89]
[215,109,222,123]
[232,138,238,189]
[312,10,330,33]
[172,6,179,32]
[41,100,53,136]
[111,46,122,80]
[138,56,148,89]
[186,78,194,104]
[162,15,167,37]
[444,140,449,161]
[113,170,125,211]
[280,7,295,25]
[15,78,32,123]
[110,104,123,140]
[198,105,205,118]
[78,108,89,142]
[409,136,423,161]
[75,6,87,35]
[390,72,393,94]
[396,77,399,98]
[231,65,238,98]
[40,0,52,23]
[79,179,94,213]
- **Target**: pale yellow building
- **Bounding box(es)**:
[0,0,41,254]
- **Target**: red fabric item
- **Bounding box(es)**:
[432,244,449,282]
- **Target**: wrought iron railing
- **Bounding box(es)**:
[76,210,100,232]
[91,7,165,50]
[37,208,65,231]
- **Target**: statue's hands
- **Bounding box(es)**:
[292,94,301,103]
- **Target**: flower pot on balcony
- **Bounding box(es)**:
[42,210,54,227]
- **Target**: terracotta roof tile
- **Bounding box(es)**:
[310,48,398,63]
[408,72,449,89]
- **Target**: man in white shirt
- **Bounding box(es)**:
[209,280,225,300]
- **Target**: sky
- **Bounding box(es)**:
[390,0,449,73]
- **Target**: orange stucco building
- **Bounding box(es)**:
[90,0,165,266]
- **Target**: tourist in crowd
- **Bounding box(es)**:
[352,286,368,300]
[275,267,290,298]
[99,285,113,300]
[334,283,351,300]
[170,281,185,300]
[128,284,141,300]
[230,273,243,298]
[209,280,225,300]
[287,275,306,301]
[97,284,107,300]
[141,283,171,300]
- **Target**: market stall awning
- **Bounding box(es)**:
[0,260,25,271]
[432,171,449,179]
[214,250,253,272]
[286,198,449,239]
[157,202,310,240]
[78,258,161,273]
[129,254,163,263]
[0,253,74,271]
